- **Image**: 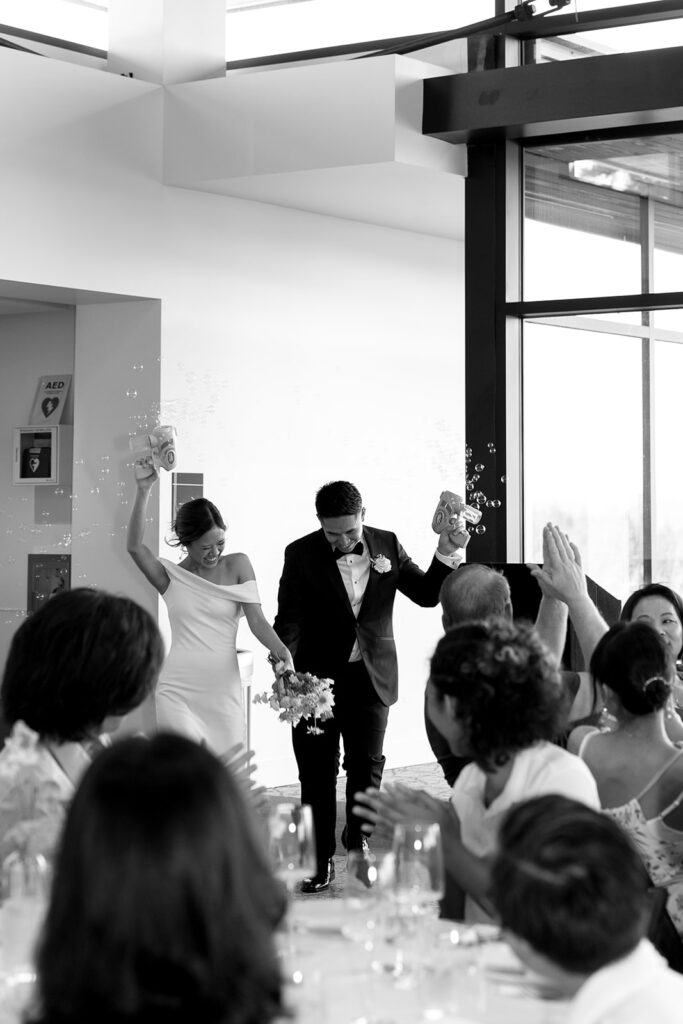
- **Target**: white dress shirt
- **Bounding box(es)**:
[567,940,683,1024]
[334,538,465,662]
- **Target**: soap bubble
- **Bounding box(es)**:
[500,475,506,484]
[89,487,100,495]
[474,463,484,473]
[126,390,138,399]
[475,524,487,535]
[487,443,496,453]
[132,363,144,372]
[54,488,64,496]
[491,499,502,508]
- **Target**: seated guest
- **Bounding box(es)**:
[568,621,683,938]
[355,618,599,922]
[621,583,683,717]
[529,525,683,742]
[491,794,683,1023]
[0,588,164,864]
[26,733,286,1024]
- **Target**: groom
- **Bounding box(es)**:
[273,480,468,892]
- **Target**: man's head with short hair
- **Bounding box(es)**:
[315,481,363,519]
[491,794,650,991]
[438,564,512,631]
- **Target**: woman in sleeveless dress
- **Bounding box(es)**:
[127,469,293,756]
[568,621,683,937]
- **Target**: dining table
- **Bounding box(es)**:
[0,897,571,1024]
[284,898,570,1024]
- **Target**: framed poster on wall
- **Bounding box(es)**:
[27,554,71,615]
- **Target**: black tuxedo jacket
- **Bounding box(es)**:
[273,525,451,707]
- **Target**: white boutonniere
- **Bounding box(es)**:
[370,554,392,574]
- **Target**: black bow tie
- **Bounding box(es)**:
[334,542,364,559]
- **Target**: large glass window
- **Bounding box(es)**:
[521,131,683,603]
[523,320,643,599]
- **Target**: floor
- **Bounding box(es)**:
[264,761,451,901]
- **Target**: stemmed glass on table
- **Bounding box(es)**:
[267,801,316,968]
[342,848,400,1024]
[390,822,445,978]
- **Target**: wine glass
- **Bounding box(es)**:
[390,822,445,979]
[391,822,445,915]
[268,801,316,893]
[267,802,316,968]
[342,850,398,1024]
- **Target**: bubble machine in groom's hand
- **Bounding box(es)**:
[254,663,335,734]
[432,490,482,530]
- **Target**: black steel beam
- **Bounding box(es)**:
[423,45,683,144]
[507,291,683,317]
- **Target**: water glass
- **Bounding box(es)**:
[391,822,445,917]
[268,802,316,893]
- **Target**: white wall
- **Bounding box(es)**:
[0,48,464,786]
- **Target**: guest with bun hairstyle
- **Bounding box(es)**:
[568,621,683,938]
[491,794,683,1023]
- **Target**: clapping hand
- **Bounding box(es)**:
[527,523,587,608]
[353,783,449,835]
[220,743,267,812]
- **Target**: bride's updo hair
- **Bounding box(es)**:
[590,621,673,715]
[169,497,226,548]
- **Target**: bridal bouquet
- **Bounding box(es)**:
[253,668,335,735]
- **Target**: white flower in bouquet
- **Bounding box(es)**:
[253,669,335,735]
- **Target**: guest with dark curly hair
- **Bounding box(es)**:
[491,795,683,1023]
[27,733,286,1024]
[0,588,164,865]
[354,618,598,921]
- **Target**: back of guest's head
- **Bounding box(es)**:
[1,589,163,743]
[590,621,672,715]
[315,480,363,519]
[439,565,512,629]
[491,794,649,975]
[621,582,683,628]
[429,618,564,768]
[170,497,226,547]
[32,733,285,1024]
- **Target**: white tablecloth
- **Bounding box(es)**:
[285,900,570,1024]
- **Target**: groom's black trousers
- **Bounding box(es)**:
[292,659,388,873]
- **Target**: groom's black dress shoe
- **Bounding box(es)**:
[301,859,335,894]
[341,825,370,855]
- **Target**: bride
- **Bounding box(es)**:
[127,468,293,756]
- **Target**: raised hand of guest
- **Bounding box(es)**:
[528,523,608,667]
[527,523,587,605]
